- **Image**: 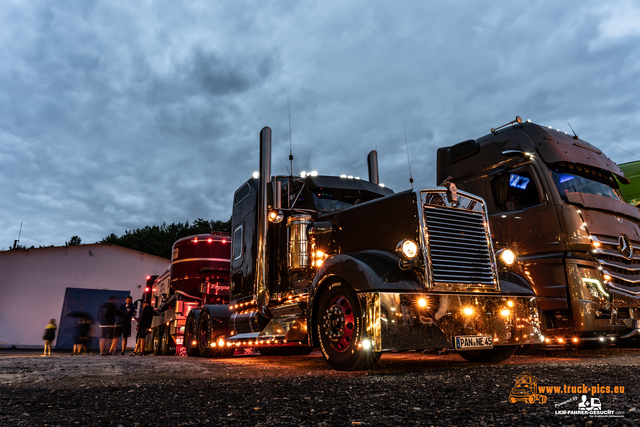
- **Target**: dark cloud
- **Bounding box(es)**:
[1,0,639,249]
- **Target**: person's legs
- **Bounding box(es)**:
[43,340,50,356]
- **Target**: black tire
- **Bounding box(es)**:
[457,345,517,363]
[514,344,542,355]
[197,310,214,357]
[160,325,173,356]
[295,346,314,355]
[213,345,235,358]
[184,312,200,357]
[316,280,381,371]
[616,337,640,348]
[152,327,162,356]
[258,347,276,356]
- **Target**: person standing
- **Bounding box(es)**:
[113,296,136,355]
[131,301,155,355]
[42,319,57,356]
[98,295,119,356]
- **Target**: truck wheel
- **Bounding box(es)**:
[152,327,162,356]
[514,344,542,355]
[538,395,547,404]
[160,325,173,356]
[197,310,214,357]
[295,346,314,355]
[457,345,517,363]
[184,313,200,357]
[316,281,381,371]
[213,344,235,358]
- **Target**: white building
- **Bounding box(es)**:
[0,243,169,349]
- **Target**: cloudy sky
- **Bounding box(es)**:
[1,0,640,250]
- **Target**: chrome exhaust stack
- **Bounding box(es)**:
[256,127,272,319]
[367,150,379,184]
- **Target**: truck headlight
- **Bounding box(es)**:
[397,239,418,260]
[579,267,610,298]
[497,249,515,266]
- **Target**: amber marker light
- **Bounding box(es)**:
[462,307,474,316]
[418,298,428,308]
[557,338,565,344]
[572,338,579,343]
[500,309,510,317]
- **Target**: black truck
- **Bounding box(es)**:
[194,127,542,370]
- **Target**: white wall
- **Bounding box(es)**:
[0,243,169,348]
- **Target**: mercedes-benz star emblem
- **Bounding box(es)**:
[618,234,634,260]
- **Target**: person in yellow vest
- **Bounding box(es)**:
[42,319,57,356]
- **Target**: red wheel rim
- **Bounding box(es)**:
[323,295,355,352]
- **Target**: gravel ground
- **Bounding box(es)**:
[0,348,639,426]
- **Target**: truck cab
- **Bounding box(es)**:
[437,117,640,345]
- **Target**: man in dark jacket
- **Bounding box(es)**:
[98,295,119,355]
[113,296,137,355]
[131,301,155,355]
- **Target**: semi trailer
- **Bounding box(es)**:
[437,117,640,348]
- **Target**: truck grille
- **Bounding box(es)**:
[592,234,640,292]
[422,200,497,289]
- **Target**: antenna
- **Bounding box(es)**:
[617,145,640,160]
[288,96,293,176]
[568,123,579,140]
[403,124,414,189]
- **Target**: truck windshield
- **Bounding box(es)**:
[551,170,622,202]
[312,188,363,212]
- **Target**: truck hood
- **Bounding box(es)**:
[566,192,640,222]
[569,192,640,243]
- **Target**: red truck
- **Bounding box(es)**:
[143,232,232,356]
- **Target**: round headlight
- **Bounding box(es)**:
[500,249,515,265]
[397,239,418,260]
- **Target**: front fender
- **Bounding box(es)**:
[499,271,535,296]
[307,250,424,347]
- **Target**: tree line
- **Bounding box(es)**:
[8,218,231,259]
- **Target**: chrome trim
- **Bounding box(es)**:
[418,188,499,291]
[620,329,640,339]
[360,292,541,351]
[256,127,272,318]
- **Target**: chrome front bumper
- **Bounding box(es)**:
[359,292,542,352]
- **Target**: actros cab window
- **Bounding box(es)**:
[312,188,365,212]
[492,170,541,211]
[551,170,622,202]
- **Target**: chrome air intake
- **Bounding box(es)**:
[287,214,313,270]
[420,189,498,290]
[591,234,640,294]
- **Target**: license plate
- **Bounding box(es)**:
[454,335,494,350]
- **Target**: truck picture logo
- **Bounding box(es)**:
[509,372,547,404]
[618,234,633,260]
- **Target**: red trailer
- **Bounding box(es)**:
[143,232,231,356]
